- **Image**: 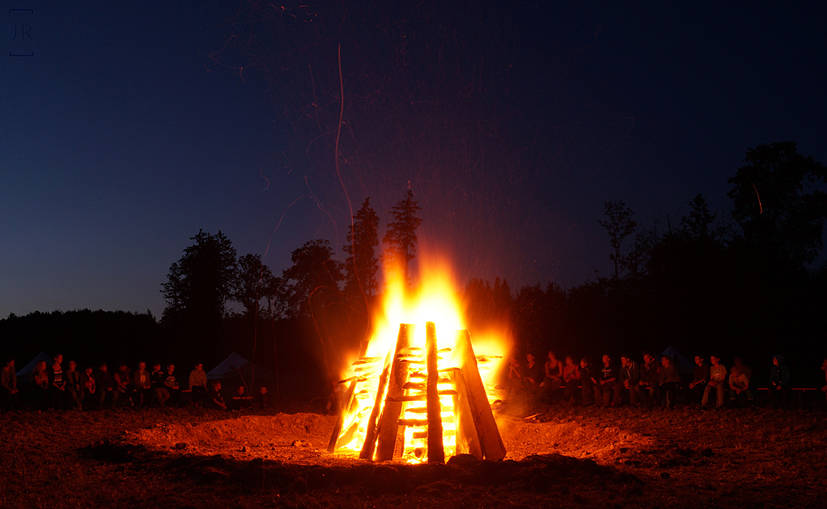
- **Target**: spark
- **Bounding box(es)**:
[751,183,764,215]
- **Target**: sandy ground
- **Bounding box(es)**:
[1,406,825,508]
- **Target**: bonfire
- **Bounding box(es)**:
[328,259,508,463]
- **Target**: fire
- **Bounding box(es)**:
[331,256,509,463]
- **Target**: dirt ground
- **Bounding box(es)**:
[1,406,825,508]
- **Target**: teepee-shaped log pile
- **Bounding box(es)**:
[329,322,506,463]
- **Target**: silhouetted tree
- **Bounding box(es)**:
[729,142,827,268]
[162,230,237,324]
[681,194,717,241]
[598,201,637,280]
[383,188,422,282]
[235,254,274,319]
[282,240,343,318]
[344,198,380,301]
[160,230,237,360]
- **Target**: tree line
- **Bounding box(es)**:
[2,141,825,401]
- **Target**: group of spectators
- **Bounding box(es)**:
[0,355,271,413]
[507,351,827,410]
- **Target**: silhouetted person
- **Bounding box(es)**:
[540,351,563,404]
[32,360,50,410]
[638,353,660,408]
[1,359,19,410]
[578,358,598,406]
[702,355,727,409]
[620,355,640,406]
[257,385,271,410]
[113,364,133,407]
[188,362,208,407]
[97,363,114,409]
[50,354,66,409]
[230,385,253,410]
[598,354,620,407]
[82,367,96,409]
[66,360,82,410]
[151,363,169,407]
[209,380,227,410]
[688,355,709,406]
[659,355,680,409]
[506,356,522,401]
[728,357,752,407]
[133,361,151,407]
[164,364,180,406]
[768,355,792,408]
[562,356,579,405]
[522,353,542,389]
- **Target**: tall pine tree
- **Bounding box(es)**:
[344,198,380,300]
[382,188,422,283]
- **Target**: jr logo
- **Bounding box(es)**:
[8,8,35,57]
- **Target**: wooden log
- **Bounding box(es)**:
[375,324,412,461]
[359,351,392,460]
[327,379,357,452]
[453,369,482,458]
[425,322,445,464]
[455,329,506,461]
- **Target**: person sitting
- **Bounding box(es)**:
[619,355,640,406]
[659,355,680,409]
[540,351,563,404]
[151,363,169,407]
[1,359,19,411]
[637,353,660,408]
[768,355,792,408]
[97,363,115,409]
[577,358,598,406]
[32,360,50,410]
[256,385,272,410]
[702,355,727,409]
[188,362,208,407]
[66,360,82,410]
[728,357,752,407]
[82,367,97,409]
[132,362,151,408]
[50,354,66,409]
[113,364,133,407]
[230,385,254,411]
[164,364,181,407]
[562,356,579,405]
[208,380,227,410]
[688,355,709,406]
[599,354,620,407]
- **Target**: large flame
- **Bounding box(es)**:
[334,254,509,462]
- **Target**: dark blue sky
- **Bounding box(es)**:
[2,1,826,317]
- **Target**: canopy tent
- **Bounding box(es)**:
[207,352,272,388]
[661,345,693,377]
[16,352,51,377]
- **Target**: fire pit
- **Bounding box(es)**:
[328,264,507,463]
[329,323,505,463]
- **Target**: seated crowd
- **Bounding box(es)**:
[507,351,827,410]
[0,355,271,412]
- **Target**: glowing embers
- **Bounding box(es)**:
[329,322,505,463]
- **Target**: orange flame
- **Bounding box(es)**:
[334,253,510,462]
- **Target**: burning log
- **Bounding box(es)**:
[425,322,445,464]
[329,324,505,463]
[374,324,412,461]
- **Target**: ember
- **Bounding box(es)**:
[328,260,507,463]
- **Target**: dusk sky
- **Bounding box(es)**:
[2,1,826,317]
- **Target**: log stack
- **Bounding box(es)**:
[329,322,505,463]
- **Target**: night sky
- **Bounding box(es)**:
[2,1,826,317]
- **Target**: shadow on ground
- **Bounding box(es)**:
[82,441,643,499]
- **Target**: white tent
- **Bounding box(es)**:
[16,352,51,377]
[207,352,250,380]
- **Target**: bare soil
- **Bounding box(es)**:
[1,406,825,507]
